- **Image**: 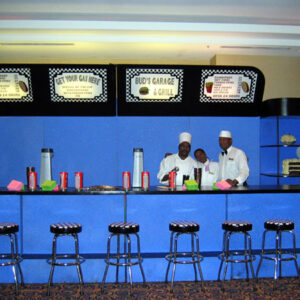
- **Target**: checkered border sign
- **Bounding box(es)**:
[0,68,33,103]
[49,67,108,102]
[199,69,257,103]
[126,68,184,103]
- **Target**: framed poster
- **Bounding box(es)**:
[117,65,191,116]
[0,67,33,103]
[193,66,265,116]
[125,68,183,103]
[200,69,257,103]
[49,67,108,103]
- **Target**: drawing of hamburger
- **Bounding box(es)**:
[241,81,249,93]
[19,81,29,93]
[139,86,149,95]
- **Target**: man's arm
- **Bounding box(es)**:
[235,150,249,184]
[226,150,249,186]
[210,162,219,183]
[157,157,170,184]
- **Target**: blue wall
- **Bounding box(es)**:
[0,116,260,187]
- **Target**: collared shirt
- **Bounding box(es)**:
[218,146,249,185]
[197,159,219,187]
[157,153,198,186]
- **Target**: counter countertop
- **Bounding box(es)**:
[1,185,300,195]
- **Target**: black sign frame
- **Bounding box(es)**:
[117,64,265,116]
[0,64,116,116]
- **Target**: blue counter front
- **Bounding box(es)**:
[0,186,299,283]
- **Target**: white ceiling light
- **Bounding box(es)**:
[0,42,74,46]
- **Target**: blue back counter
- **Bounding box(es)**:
[0,116,260,187]
[0,186,299,283]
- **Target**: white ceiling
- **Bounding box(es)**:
[0,0,300,62]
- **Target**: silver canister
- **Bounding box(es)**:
[40,148,53,186]
[132,148,144,188]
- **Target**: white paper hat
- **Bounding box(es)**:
[219,130,232,138]
[179,132,192,144]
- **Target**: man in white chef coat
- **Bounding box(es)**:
[218,130,249,186]
[194,148,219,186]
[157,132,198,186]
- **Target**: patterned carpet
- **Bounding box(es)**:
[0,277,299,300]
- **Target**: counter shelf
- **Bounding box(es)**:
[260,144,300,148]
[260,173,300,178]
[1,185,300,195]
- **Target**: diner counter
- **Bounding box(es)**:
[0,184,299,284]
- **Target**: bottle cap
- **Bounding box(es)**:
[41,148,53,153]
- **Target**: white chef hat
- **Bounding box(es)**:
[219,130,232,138]
[179,132,192,145]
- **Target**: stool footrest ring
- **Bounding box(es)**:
[47,254,85,266]
[260,251,297,262]
[0,254,22,266]
[105,254,143,267]
[165,252,204,264]
[218,252,256,264]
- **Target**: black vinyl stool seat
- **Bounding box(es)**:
[165,220,204,293]
[256,219,300,286]
[47,222,85,295]
[0,222,24,295]
[169,220,200,232]
[218,220,256,290]
[109,222,139,234]
[50,222,82,234]
[101,222,146,295]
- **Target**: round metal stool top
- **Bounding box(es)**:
[109,222,139,234]
[0,223,19,234]
[50,222,82,234]
[222,220,252,232]
[169,220,199,233]
[264,219,294,231]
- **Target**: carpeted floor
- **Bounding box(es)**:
[0,277,299,299]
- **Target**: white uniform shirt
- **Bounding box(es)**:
[218,146,249,185]
[157,153,198,186]
[197,159,219,187]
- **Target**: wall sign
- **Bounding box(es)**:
[0,64,264,116]
[0,64,116,116]
[0,68,33,102]
[200,69,257,103]
[49,68,107,102]
[118,64,264,116]
[126,68,183,103]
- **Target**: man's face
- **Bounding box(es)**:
[195,150,207,163]
[219,137,232,150]
[178,142,191,158]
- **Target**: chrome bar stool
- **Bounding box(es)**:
[165,220,204,293]
[47,222,85,295]
[0,222,24,295]
[256,219,300,287]
[218,220,256,290]
[101,222,146,295]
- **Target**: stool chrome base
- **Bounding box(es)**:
[165,231,204,293]
[0,233,24,295]
[47,233,85,296]
[256,229,300,288]
[218,230,256,291]
[101,232,146,295]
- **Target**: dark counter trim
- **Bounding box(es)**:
[1,185,300,195]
